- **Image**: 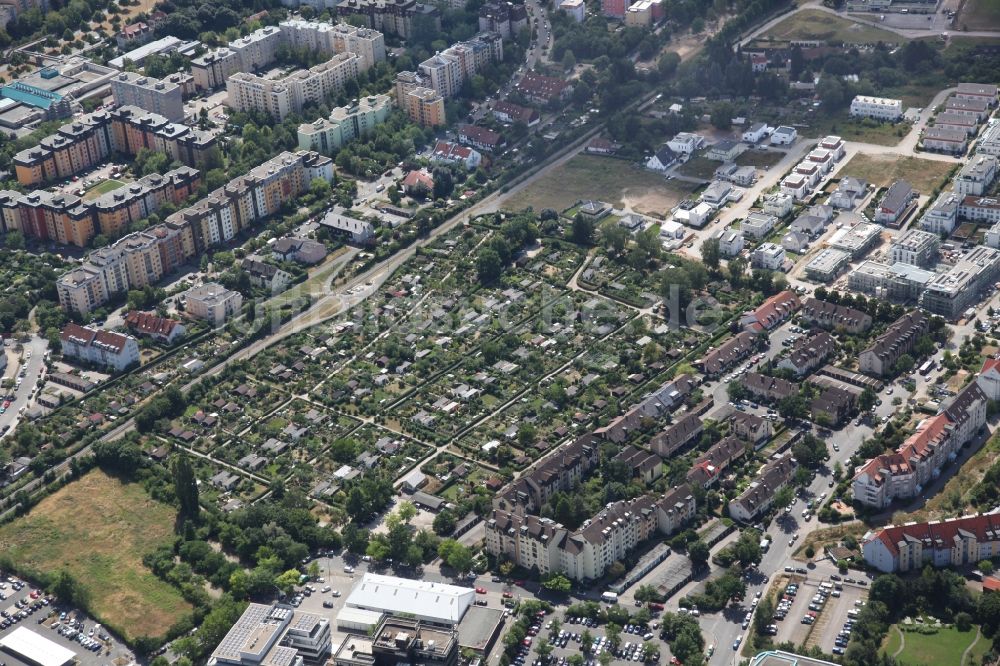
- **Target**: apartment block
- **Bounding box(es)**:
[849,95,902,121]
[889,228,939,268]
[191,48,241,91]
[955,155,998,196]
[12,106,215,187]
[728,452,796,523]
[478,1,528,38]
[853,382,987,509]
[848,260,935,302]
[864,513,1000,574]
[798,297,872,334]
[184,282,244,326]
[977,122,1000,157]
[56,151,332,314]
[858,310,928,377]
[110,71,186,122]
[919,245,1000,319]
[923,126,969,154]
[919,191,960,235]
[298,94,392,155]
[226,52,363,121]
[279,20,386,70]
[229,25,283,71]
[410,32,503,100]
[325,0,440,39]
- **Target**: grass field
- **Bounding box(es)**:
[800,114,911,146]
[838,154,957,194]
[82,179,126,201]
[762,9,902,44]
[957,0,1000,31]
[503,155,697,216]
[886,624,979,666]
[0,470,193,641]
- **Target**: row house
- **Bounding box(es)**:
[853,381,987,508]
[493,435,601,515]
[740,290,801,334]
[858,310,929,377]
[742,372,796,403]
[612,445,663,483]
[124,310,186,344]
[728,411,772,447]
[777,331,836,377]
[798,297,872,334]
[697,331,758,377]
[60,323,140,372]
[728,452,796,523]
[686,435,748,488]
[649,413,703,458]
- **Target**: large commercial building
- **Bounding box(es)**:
[56,151,333,314]
[849,95,902,121]
[298,94,392,154]
[12,105,215,187]
[60,323,140,371]
[863,513,1000,574]
[209,603,332,666]
[344,574,474,627]
[226,52,364,121]
[0,628,76,666]
[0,166,199,247]
[110,71,186,122]
[919,245,1000,319]
[853,381,987,509]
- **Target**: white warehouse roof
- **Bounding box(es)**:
[0,627,77,666]
[345,573,475,624]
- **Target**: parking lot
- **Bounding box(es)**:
[766,571,868,655]
[0,574,136,666]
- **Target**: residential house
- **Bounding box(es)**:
[707,139,746,162]
[697,331,758,377]
[667,132,705,155]
[183,283,244,326]
[646,144,677,172]
[859,310,929,377]
[977,357,1000,400]
[742,122,768,143]
[780,173,809,200]
[728,411,772,447]
[769,126,797,145]
[60,323,140,372]
[457,124,504,152]
[742,372,796,403]
[431,141,482,169]
[242,258,293,293]
[728,452,796,523]
[124,310,186,344]
[516,72,570,105]
[649,413,703,457]
[751,243,786,271]
[874,180,914,226]
[492,100,539,126]
[717,228,744,257]
[271,237,328,265]
[740,290,801,333]
[781,231,809,254]
[686,436,747,488]
[923,127,969,154]
[798,298,872,334]
[700,180,735,209]
[613,445,663,483]
[715,162,756,186]
[789,213,827,238]
[762,192,794,218]
[402,169,435,196]
[829,177,868,209]
[863,513,1000,573]
[778,331,836,376]
[849,95,902,121]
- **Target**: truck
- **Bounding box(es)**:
[601,591,619,603]
[760,537,770,553]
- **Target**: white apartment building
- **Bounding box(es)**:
[762,192,794,218]
[558,0,585,21]
[183,282,244,326]
[60,323,140,372]
[853,382,987,509]
[919,191,960,235]
[667,132,705,154]
[742,211,778,240]
[717,228,744,257]
[191,48,241,91]
[850,95,902,121]
[751,242,786,271]
[110,71,185,122]
[226,52,362,121]
[977,122,1000,157]
[297,94,392,154]
[889,228,939,268]
[228,25,283,71]
[955,155,998,196]
[279,20,386,70]
[987,221,1000,249]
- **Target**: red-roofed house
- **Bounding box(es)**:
[430,141,483,169]
[125,310,186,345]
[863,512,1000,572]
[984,576,1000,592]
[402,169,435,195]
[492,101,540,126]
[739,290,801,333]
[458,125,505,152]
[978,356,1000,399]
[749,54,768,72]
[61,323,140,371]
[516,72,571,105]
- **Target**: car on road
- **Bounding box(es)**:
[476,587,487,594]
[732,635,742,650]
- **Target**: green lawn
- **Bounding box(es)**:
[82,179,127,200]
[888,624,979,666]
[762,9,903,44]
[799,115,911,146]
[503,155,696,216]
[0,470,193,641]
[957,0,1000,31]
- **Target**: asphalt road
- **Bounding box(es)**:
[0,336,50,437]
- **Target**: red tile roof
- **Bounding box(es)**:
[125,310,180,338]
[743,290,801,333]
[870,513,1000,557]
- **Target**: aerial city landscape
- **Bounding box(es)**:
[5,0,1000,663]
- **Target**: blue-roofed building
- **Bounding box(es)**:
[0,82,71,119]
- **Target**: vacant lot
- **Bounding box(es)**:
[83,179,127,201]
[504,155,697,216]
[957,0,1000,31]
[0,470,192,640]
[884,623,981,666]
[839,154,956,194]
[762,9,902,44]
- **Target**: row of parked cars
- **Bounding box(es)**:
[832,603,865,655]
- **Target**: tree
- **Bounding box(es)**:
[688,540,710,568]
[432,167,454,200]
[774,485,795,512]
[980,560,995,575]
[477,248,503,284]
[701,237,720,271]
[274,569,302,595]
[309,177,332,201]
[605,623,621,650]
[581,630,594,654]
[635,585,661,603]
[955,611,973,632]
[433,509,457,535]
[710,102,734,130]
[172,455,200,519]
[571,214,595,245]
[536,638,553,661]
[859,387,877,413]
[804,545,815,559]
[542,574,572,594]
